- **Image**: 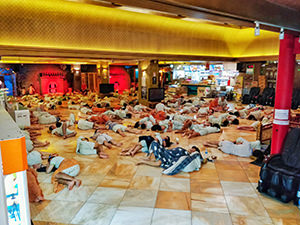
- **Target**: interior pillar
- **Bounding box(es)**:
[138,60,159,106]
[271,33,296,154]
[97,62,109,85]
[72,64,81,92]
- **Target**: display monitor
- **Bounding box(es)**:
[148,88,164,102]
[99,84,114,94]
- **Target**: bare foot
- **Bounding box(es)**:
[68,180,76,190]
[99,153,109,159]
[75,179,82,187]
[116,143,123,147]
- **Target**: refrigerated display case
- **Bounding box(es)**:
[0,106,31,225]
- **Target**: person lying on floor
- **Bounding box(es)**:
[237,116,272,131]
[182,123,221,139]
[120,133,170,156]
[91,129,122,149]
[179,105,199,114]
[197,107,214,118]
[77,119,101,130]
[76,136,109,158]
[46,155,82,192]
[104,120,141,137]
[137,142,204,175]
[49,121,77,139]
[80,106,93,115]
[203,137,261,157]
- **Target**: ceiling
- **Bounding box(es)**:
[78,0,300,32]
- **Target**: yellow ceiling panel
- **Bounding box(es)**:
[0,0,279,58]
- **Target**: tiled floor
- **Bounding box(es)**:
[30,108,300,225]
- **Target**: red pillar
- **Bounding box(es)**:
[271,33,296,154]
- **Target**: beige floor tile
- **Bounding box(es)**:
[221,181,257,197]
[272,217,300,225]
[87,187,126,205]
[231,215,273,225]
[76,174,105,186]
[152,208,191,225]
[99,178,130,189]
[190,180,223,195]
[129,175,160,190]
[217,169,249,182]
[30,200,51,219]
[159,177,190,192]
[190,168,219,181]
[156,191,191,210]
[70,202,117,225]
[55,185,96,202]
[39,183,59,200]
[34,200,84,223]
[259,194,300,219]
[120,189,157,208]
[192,211,232,225]
[225,195,268,217]
[135,165,163,177]
[32,221,69,225]
[109,206,153,225]
[191,193,228,214]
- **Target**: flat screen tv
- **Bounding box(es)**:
[148,88,164,102]
[99,84,114,94]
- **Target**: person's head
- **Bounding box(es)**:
[97,103,102,108]
[221,96,225,101]
[134,121,140,128]
[188,146,200,154]
[232,118,239,125]
[40,100,44,103]
[166,115,170,120]
[30,84,33,87]
[208,109,214,115]
[141,124,146,129]
[56,116,61,122]
[56,121,62,128]
[50,105,56,110]
[106,103,110,107]
[58,101,62,105]
[212,124,221,130]
[234,111,240,117]
[221,120,229,127]
[123,103,128,108]
[248,115,257,121]
[48,125,55,132]
[151,124,162,131]
[126,113,132,119]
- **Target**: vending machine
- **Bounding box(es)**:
[0,106,31,225]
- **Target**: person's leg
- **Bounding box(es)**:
[56,178,76,190]
[129,144,142,156]
[55,172,81,189]
[117,129,126,137]
[63,131,77,139]
[136,160,161,167]
[110,140,122,147]
[103,140,112,149]
[237,126,255,131]
[94,143,109,159]
[33,140,50,147]
[203,141,219,147]
[126,128,141,134]
[188,131,200,139]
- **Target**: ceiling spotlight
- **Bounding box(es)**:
[279,28,284,40]
[255,22,260,36]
